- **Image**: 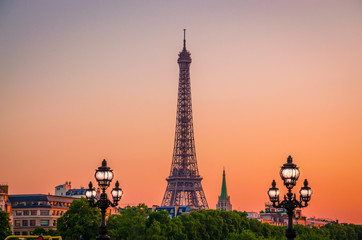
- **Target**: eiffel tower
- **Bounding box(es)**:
[161,30,209,209]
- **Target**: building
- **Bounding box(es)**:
[8,194,75,235]
[0,184,12,231]
[161,30,208,209]
[306,217,335,227]
[247,212,259,219]
[259,202,322,227]
[256,203,335,228]
[0,184,11,212]
[65,188,87,198]
[55,181,87,198]
[259,202,288,226]
[54,182,71,196]
[216,169,232,211]
[152,205,194,218]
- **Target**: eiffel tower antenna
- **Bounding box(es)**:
[183,29,186,49]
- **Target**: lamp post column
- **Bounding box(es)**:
[97,191,109,240]
[286,209,296,239]
[285,191,296,240]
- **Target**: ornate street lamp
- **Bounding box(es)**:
[267,156,312,240]
[86,159,123,240]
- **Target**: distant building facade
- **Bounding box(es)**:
[55,181,87,198]
[0,184,12,231]
[152,205,194,218]
[258,202,334,227]
[216,169,232,211]
[0,184,11,212]
[259,202,288,226]
[8,194,75,235]
[247,212,259,219]
[65,188,87,198]
[306,217,336,227]
[54,182,72,196]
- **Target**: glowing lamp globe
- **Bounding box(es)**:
[267,180,280,203]
[300,179,312,202]
[280,155,300,189]
[95,159,114,188]
[85,181,97,201]
[111,181,123,202]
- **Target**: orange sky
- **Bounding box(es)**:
[0,1,361,224]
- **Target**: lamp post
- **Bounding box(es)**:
[86,159,123,240]
[267,156,312,240]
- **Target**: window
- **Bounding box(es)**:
[40,210,49,215]
[40,220,49,226]
[53,220,56,226]
[15,210,22,216]
[22,231,28,235]
[31,210,37,215]
[23,210,29,215]
[22,220,28,226]
[14,220,20,227]
[30,220,36,226]
[14,232,20,235]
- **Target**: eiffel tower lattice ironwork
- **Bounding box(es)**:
[161,30,209,209]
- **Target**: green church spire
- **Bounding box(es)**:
[220,168,228,199]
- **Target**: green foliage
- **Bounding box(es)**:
[227,230,263,240]
[0,210,12,240]
[107,203,150,240]
[58,202,362,240]
[294,223,362,240]
[107,207,286,240]
[146,211,174,239]
[32,227,59,236]
[321,223,361,240]
[57,197,101,240]
[295,224,330,240]
[32,227,48,235]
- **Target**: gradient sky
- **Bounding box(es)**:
[1,1,361,224]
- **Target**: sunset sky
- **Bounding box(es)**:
[1,1,361,224]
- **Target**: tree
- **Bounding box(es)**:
[294,224,330,240]
[227,230,262,240]
[32,227,48,236]
[146,210,178,239]
[107,203,150,240]
[56,203,362,240]
[0,210,12,240]
[321,223,361,240]
[32,228,59,236]
[57,197,101,240]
